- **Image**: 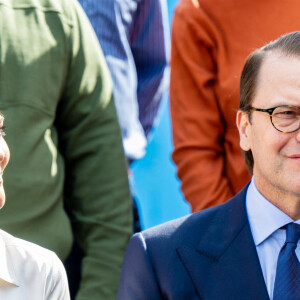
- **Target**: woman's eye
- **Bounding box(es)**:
[0,126,6,137]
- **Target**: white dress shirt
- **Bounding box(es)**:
[246,178,300,300]
[0,229,70,299]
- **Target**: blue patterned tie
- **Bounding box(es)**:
[273,223,300,300]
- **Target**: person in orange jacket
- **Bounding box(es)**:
[170,0,300,211]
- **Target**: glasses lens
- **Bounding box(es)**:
[272,106,300,132]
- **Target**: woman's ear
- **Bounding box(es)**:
[236,111,251,151]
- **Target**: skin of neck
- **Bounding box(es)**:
[254,175,300,221]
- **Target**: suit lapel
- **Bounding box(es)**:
[177,186,270,300]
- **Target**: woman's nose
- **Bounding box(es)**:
[0,149,5,163]
[0,143,9,168]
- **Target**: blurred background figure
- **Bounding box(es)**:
[79,0,170,231]
[125,0,190,230]
[170,0,300,212]
[0,0,132,299]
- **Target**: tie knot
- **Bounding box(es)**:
[285,222,300,244]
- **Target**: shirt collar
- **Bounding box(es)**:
[0,230,19,286]
[246,177,300,246]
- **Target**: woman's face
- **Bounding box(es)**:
[0,115,10,208]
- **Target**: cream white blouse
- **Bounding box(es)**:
[0,229,69,299]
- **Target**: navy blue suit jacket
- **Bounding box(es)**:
[117,185,270,299]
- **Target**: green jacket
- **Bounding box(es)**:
[0,0,132,298]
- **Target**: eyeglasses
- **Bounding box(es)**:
[250,105,300,133]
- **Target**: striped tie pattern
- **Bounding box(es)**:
[273,223,300,300]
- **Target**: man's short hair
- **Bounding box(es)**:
[239,31,300,174]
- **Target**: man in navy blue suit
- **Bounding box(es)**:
[117,31,300,300]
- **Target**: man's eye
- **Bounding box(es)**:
[275,110,298,117]
[0,126,6,137]
[281,110,296,115]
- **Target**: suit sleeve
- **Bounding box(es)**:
[117,233,162,300]
[170,0,234,212]
[57,1,132,299]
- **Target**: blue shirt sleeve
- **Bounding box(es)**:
[78,0,170,160]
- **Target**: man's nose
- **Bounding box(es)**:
[296,128,300,143]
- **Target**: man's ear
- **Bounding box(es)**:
[236,111,251,151]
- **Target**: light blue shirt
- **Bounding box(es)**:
[78,0,170,160]
[246,178,300,300]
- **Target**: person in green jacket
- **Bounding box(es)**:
[0,0,132,299]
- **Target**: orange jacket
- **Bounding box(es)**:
[170,0,300,212]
